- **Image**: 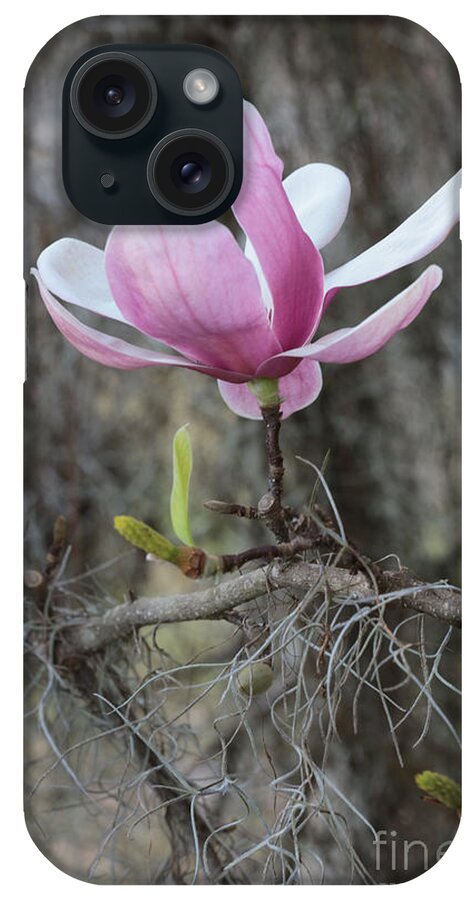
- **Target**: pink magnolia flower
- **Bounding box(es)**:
[33,102,460,420]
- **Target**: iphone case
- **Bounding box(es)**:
[24,16,461,885]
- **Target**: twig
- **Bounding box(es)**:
[44,515,67,582]
[25,515,67,610]
[220,537,314,572]
[260,404,289,542]
[261,404,285,504]
[203,500,259,520]
[147,536,315,579]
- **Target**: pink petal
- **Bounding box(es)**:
[233,102,325,349]
[218,360,323,420]
[105,222,281,375]
[37,238,126,323]
[33,270,249,382]
[259,266,442,368]
[324,171,460,301]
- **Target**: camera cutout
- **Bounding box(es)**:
[70,52,158,139]
[63,44,243,224]
[147,129,234,216]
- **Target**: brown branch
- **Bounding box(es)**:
[62,561,461,656]
[261,404,285,504]
[160,536,315,579]
[203,500,259,520]
[220,537,314,572]
[260,404,289,542]
[204,403,294,545]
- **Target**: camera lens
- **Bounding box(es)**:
[173,154,212,194]
[104,86,124,106]
[70,52,157,139]
[147,130,234,216]
[180,162,202,185]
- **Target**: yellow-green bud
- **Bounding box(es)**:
[415,771,461,809]
[114,515,179,562]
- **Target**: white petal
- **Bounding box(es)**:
[37,237,126,323]
[325,171,461,293]
[283,163,351,249]
[243,240,273,311]
[243,163,351,310]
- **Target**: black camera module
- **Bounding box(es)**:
[70,51,158,139]
[147,130,234,216]
[63,44,243,223]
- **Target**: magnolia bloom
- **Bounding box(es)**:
[33,102,460,420]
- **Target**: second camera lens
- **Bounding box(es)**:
[147,130,234,216]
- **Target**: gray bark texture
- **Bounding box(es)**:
[67,562,461,654]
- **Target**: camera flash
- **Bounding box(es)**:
[183,69,219,105]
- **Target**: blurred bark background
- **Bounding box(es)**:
[24,16,461,884]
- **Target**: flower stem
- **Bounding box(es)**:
[248,378,289,542]
[261,404,285,507]
[248,377,281,408]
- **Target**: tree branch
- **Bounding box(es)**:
[62,561,461,656]
[260,403,289,542]
[220,537,314,572]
